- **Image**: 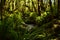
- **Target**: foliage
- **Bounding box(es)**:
[0,0,60,40]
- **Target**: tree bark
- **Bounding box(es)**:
[49,0,52,12]
[49,0,54,19]
[38,0,41,16]
[58,0,60,19]
[0,0,6,21]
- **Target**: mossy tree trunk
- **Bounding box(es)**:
[0,0,6,21]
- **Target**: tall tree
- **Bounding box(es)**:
[38,0,45,16]
[54,0,55,6]
[58,0,60,19]
[49,0,54,19]
[0,0,6,21]
[49,0,52,12]
[38,0,41,16]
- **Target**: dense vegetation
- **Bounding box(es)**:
[0,0,60,40]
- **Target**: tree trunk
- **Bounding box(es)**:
[49,0,54,19]
[49,0,52,12]
[58,0,60,19]
[0,0,6,21]
[54,0,56,6]
[38,0,41,16]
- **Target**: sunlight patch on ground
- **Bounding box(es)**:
[53,24,58,28]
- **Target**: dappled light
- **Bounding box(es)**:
[0,0,60,40]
